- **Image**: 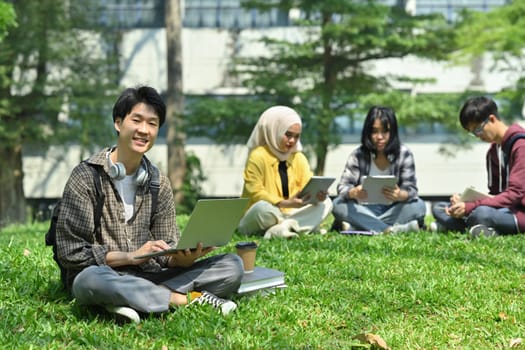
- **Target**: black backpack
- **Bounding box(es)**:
[500,133,525,184]
[502,133,525,166]
[45,162,160,288]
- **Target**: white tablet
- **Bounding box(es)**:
[298,176,335,204]
[361,175,396,205]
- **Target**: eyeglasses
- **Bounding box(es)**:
[471,117,490,136]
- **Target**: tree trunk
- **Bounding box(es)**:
[314,139,329,176]
[314,11,336,176]
[165,0,186,205]
[0,145,26,228]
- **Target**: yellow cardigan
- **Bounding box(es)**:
[241,145,313,213]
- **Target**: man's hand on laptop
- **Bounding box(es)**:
[167,242,215,268]
[130,240,173,264]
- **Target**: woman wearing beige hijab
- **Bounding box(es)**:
[237,106,333,239]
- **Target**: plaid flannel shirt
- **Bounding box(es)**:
[336,144,420,202]
[56,148,180,286]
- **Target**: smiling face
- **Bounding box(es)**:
[114,102,160,156]
[278,123,302,153]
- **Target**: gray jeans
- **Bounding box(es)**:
[72,253,243,313]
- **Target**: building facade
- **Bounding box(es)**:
[24,0,516,209]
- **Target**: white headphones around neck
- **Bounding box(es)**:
[107,151,149,186]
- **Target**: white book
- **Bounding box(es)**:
[460,187,493,202]
[361,175,397,205]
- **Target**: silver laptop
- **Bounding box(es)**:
[135,198,248,259]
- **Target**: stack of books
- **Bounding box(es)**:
[236,266,286,295]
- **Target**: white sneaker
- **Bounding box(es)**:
[341,221,351,231]
[469,224,497,238]
[264,219,299,239]
[105,305,140,323]
[388,220,420,234]
[283,219,300,232]
[429,222,442,233]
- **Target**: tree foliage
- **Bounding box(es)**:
[187,96,272,144]
[0,0,120,227]
[453,1,525,120]
[453,1,525,70]
[0,1,16,41]
[0,0,16,118]
[187,0,458,174]
[1,0,120,151]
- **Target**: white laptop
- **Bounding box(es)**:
[135,198,248,259]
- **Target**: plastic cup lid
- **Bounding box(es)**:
[235,241,258,249]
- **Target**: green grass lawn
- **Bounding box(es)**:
[1,218,525,349]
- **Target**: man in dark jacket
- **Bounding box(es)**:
[432,96,525,236]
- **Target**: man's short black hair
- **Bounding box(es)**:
[459,96,499,130]
[112,86,166,127]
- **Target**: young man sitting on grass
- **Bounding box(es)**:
[55,86,243,323]
[432,96,525,237]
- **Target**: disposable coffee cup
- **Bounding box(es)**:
[235,241,258,273]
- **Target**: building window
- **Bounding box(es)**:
[73,0,289,29]
[71,0,165,29]
[414,0,508,22]
[183,0,289,29]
